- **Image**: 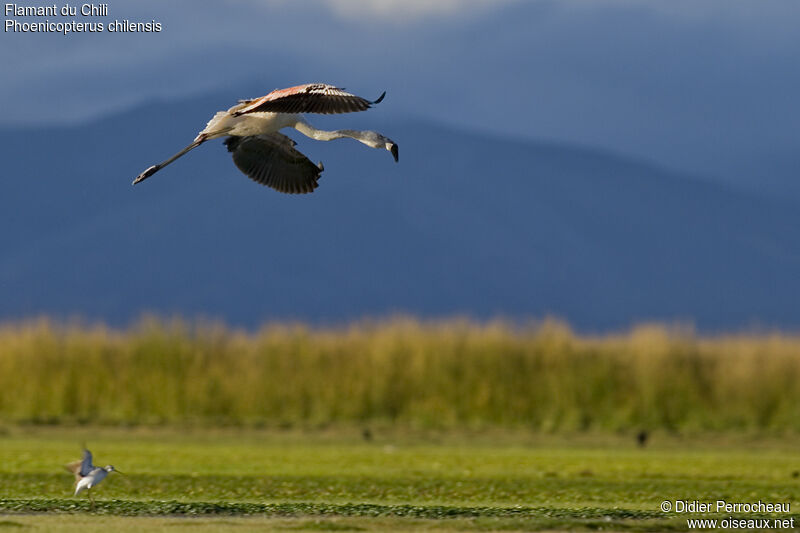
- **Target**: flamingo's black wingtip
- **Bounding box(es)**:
[390,143,399,162]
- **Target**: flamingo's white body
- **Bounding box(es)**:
[65,448,119,508]
[134,83,398,194]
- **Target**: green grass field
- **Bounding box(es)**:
[1,427,799,531]
[2,319,799,432]
[2,319,799,530]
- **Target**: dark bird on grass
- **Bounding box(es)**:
[65,447,121,508]
[133,83,398,194]
[637,430,649,448]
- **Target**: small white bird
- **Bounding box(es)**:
[133,83,398,194]
[65,448,120,507]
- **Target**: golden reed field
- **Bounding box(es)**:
[0,317,798,432]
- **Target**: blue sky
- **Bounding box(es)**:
[3,0,799,187]
[2,1,800,329]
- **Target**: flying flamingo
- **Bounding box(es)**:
[133,83,398,194]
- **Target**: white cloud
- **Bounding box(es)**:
[322,0,520,21]
[226,0,522,22]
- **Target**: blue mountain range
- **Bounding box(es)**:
[2,95,798,331]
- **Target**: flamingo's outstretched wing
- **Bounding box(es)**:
[233,84,385,116]
[225,133,323,194]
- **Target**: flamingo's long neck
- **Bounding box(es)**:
[292,120,371,145]
[292,119,398,161]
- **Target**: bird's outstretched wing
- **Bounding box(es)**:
[65,448,93,479]
[79,449,93,476]
[64,460,82,478]
[225,133,324,194]
[233,84,385,116]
